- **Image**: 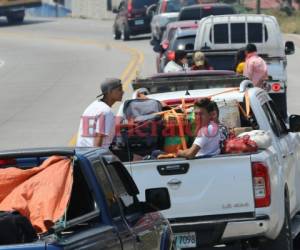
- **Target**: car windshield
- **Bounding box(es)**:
[165,0,198,13]
[171,35,196,51]
[132,0,157,9]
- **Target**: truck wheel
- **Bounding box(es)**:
[150,35,159,46]
[121,25,130,41]
[114,27,121,40]
[259,195,293,250]
[6,11,25,24]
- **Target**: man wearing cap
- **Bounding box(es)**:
[191,51,213,70]
[164,50,189,73]
[76,78,124,148]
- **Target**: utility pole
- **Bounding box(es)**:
[256,0,261,14]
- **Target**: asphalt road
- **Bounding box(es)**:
[0,16,300,249]
[0,17,299,150]
[0,17,144,149]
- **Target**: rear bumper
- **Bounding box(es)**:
[128,18,151,35]
[170,215,269,247]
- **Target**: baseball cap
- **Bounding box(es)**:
[193,51,205,66]
[96,78,122,98]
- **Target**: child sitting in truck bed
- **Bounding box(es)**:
[177,98,221,159]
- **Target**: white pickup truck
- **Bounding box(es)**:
[193,14,295,119]
[122,78,300,249]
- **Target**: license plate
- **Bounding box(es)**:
[135,19,144,25]
[175,232,196,248]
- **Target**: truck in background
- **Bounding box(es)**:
[0,0,41,24]
[194,14,296,119]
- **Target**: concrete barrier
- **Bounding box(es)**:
[26,3,71,17]
[71,0,114,20]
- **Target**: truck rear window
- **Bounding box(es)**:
[164,0,198,13]
[171,36,196,51]
[179,6,236,21]
[132,0,157,9]
[210,23,268,44]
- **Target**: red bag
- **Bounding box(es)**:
[224,135,258,154]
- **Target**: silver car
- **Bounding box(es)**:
[149,0,198,45]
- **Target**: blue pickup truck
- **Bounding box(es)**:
[0,147,173,250]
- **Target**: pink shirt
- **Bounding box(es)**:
[243,52,268,88]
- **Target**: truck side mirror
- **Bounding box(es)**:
[285,41,295,55]
[289,115,300,132]
[146,4,157,17]
[145,188,170,211]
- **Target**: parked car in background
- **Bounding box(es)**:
[0,148,173,249]
[113,0,159,41]
[149,0,198,45]
[156,27,197,72]
[178,3,236,21]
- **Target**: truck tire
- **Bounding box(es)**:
[259,195,293,250]
[114,27,121,40]
[6,11,25,25]
[121,24,130,41]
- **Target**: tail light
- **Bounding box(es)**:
[252,162,271,208]
[0,159,17,166]
[271,82,281,92]
[167,50,175,61]
[161,0,167,13]
[164,98,195,106]
[203,5,212,10]
[127,0,133,18]
[161,40,169,50]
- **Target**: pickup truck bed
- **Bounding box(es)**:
[122,86,300,249]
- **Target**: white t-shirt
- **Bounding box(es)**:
[76,100,115,148]
[193,122,221,157]
[164,61,184,73]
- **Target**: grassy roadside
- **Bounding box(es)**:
[233,4,300,34]
[261,10,300,34]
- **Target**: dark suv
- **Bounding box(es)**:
[113,0,158,41]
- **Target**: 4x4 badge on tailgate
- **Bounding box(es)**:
[222,202,250,209]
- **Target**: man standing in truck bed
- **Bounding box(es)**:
[243,43,268,88]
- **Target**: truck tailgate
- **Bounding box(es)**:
[127,155,255,219]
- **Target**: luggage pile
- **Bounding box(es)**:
[116,98,195,156]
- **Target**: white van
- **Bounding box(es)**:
[194,14,295,118]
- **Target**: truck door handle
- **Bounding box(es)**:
[289,152,294,156]
[167,179,182,185]
[282,154,286,159]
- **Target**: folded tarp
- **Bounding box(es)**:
[0,156,73,233]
